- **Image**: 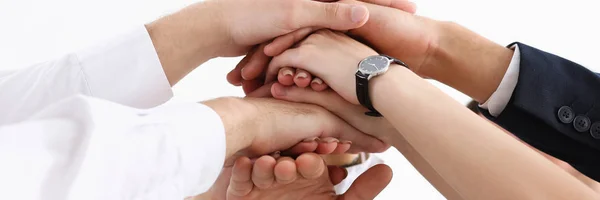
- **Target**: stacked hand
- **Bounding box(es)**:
[227,0,437,94]
[226,153,392,200]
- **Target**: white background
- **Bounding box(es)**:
[1,0,598,199]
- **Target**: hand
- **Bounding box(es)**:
[270,83,398,143]
[190,141,352,200]
[226,0,418,90]
[265,30,377,104]
[147,0,377,85]
[226,153,392,200]
[202,89,389,165]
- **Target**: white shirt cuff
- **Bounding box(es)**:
[75,25,173,109]
[149,100,226,196]
[479,45,521,117]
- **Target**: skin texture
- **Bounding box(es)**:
[146,0,376,85]
[226,0,418,93]
[202,96,388,165]
[256,27,599,199]
[226,153,392,200]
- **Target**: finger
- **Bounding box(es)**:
[271,83,390,153]
[354,0,417,14]
[294,69,312,88]
[274,157,298,185]
[251,155,277,189]
[278,67,296,86]
[332,141,352,154]
[293,1,369,31]
[267,48,300,84]
[228,51,254,86]
[228,157,254,197]
[242,79,264,95]
[340,164,392,200]
[310,77,329,91]
[328,165,348,185]
[241,43,271,81]
[296,153,327,180]
[282,138,320,156]
[272,83,341,112]
[245,83,273,98]
[264,27,315,57]
[316,137,340,154]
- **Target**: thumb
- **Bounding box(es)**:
[297,1,369,30]
[339,164,392,200]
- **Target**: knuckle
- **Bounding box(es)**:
[323,3,341,20]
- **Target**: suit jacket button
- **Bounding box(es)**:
[573,115,591,132]
[590,122,600,139]
[557,106,574,123]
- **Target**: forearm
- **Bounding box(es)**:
[371,66,597,199]
[146,1,224,86]
[425,22,514,103]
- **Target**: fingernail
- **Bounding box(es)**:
[295,72,308,79]
[321,138,339,143]
[303,137,319,142]
[241,67,248,80]
[282,69,294,77]
[273,85,287,96]
[351,6,368,23]
[311,78,323,85]
[271,151,281,158]
[340,140,352,145]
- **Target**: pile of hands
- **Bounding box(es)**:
[150,0,446,199]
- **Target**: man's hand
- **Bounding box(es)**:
[202,95,389,166]
[263,0,437,77]
[146,0,374,85]
[189,141,351,200]
[227,153,392,200]
[270,83,398,143]
[226,0,420,91]
[230,0,513,103]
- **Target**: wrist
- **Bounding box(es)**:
[203,97,258,160]
[425,21,514,102]
[146,1,225,85]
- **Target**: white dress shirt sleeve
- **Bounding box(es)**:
[479,44,521,117]
[0,95,225,200]
[0,25,228,199]
[0,26,172,125]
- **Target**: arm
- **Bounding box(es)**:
[266,28,599,199]
[370,65,598,199]
[428,22,600,182]
[0,96,226,200]
[0,0,374,125]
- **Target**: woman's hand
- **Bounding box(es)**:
[266,30,378,104]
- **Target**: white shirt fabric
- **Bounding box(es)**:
[333,153,384,195]
[479,45,521,116]
[0,26,225,200]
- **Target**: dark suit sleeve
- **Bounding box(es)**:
[480,42,600,181]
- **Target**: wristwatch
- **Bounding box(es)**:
[355,54,408,117]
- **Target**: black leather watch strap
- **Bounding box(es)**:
[356,71,382,117]
[382,54,408,67]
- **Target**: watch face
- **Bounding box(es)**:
[359,56,390,74]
